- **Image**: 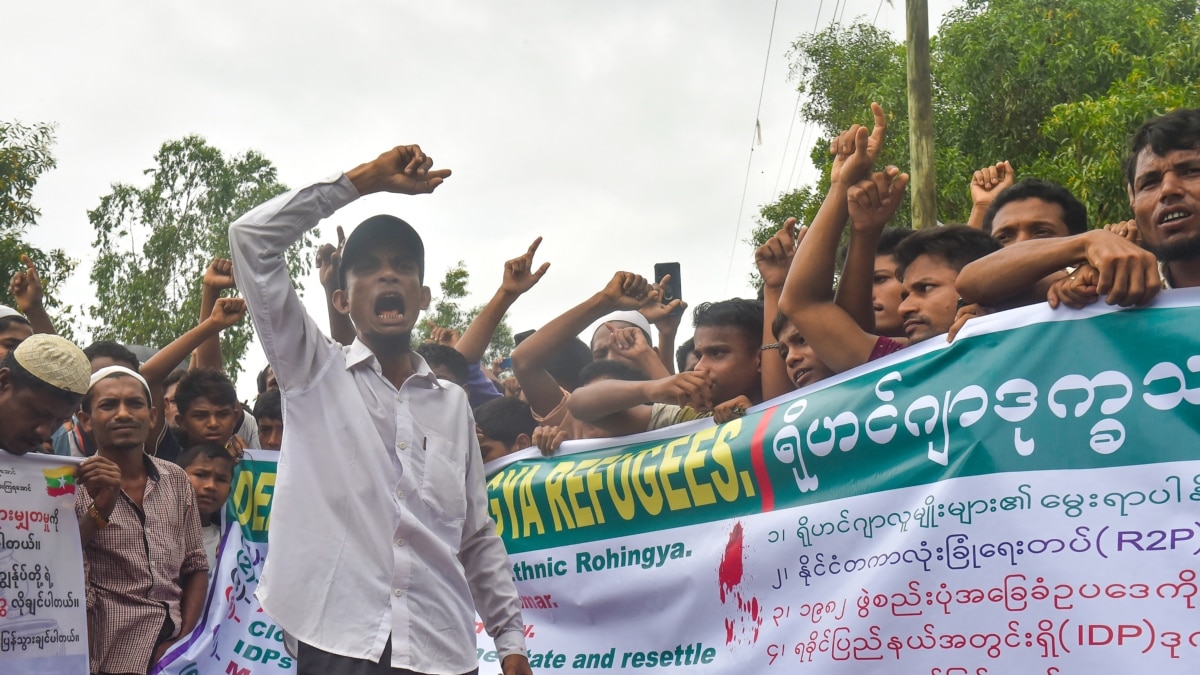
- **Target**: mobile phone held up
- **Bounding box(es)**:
[653,262,683,316]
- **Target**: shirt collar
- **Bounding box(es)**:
[142,452,161,481]
[344,339,441,388]
[1160,260,1175,290]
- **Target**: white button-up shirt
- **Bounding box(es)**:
[229,175,525,674]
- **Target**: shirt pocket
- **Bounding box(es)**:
[419,433,467,529]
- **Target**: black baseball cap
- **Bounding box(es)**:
[337,215,425,288]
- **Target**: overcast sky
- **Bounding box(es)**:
[6,0,955,398]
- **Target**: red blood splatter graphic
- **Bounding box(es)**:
[718,522,744,603]
[717,521,763,647]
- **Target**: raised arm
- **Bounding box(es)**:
[510,271,650,417]
[9,254,55,335]
[143,297,246,443]
[966,161,1013,230]
[316,226,357,345]
[778,107,900,374]
[229,144,450,392]
[604,322,671,380]
[754,219,799,401]
[836,166,908,333]
[457,237,549,363]
[636,277,686,376]
[956,229,1160,308]
[192,258,236,370]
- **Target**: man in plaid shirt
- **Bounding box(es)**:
[74,365,208,674]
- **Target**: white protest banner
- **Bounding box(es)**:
[477,289,1200,673]
[155,450,292,675]
[0,452,87,675]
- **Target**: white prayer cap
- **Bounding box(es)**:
[596,310,653,339]
[88,365,152,401]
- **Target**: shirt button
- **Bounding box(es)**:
[395,538,405,547]
[394,589,403,597]
[398,441,407,450]
[395,490,404,500]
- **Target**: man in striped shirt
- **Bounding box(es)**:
[74,366,208,674]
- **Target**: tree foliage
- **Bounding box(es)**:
[88,136,314,380]
[0,121,77,332]
[414,261,516,363]
[750,0,1200,284]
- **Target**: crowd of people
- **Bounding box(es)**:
[0,102,1195,674]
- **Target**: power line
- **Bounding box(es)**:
[722,0,782,291]
[772,0,824,200]
[772,90,804,198]
[792,0,890,194]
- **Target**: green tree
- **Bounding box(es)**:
[750,0,1200,283]
[0,121,77,332]
[88,135,315,380]
[415,261,516,363]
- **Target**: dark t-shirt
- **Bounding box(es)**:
[154,428,185,464]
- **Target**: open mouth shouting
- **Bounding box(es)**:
[374,292,407,324]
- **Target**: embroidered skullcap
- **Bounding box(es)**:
[11,334,91,395]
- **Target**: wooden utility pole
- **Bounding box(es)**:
[906,0,937,228]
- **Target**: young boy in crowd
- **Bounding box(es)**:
[171,367,247,457]
[474,396,536,463]
[177,442,236,575]
[253,387,283,452]
[780,105,1001,372]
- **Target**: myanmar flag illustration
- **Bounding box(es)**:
[44,466,76,496]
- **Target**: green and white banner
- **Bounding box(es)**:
[156,451,292,675]
[478,290,1200,673]
[0,453,88,675]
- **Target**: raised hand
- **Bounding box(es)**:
[970,161,1014,206]
[754,218,798,290]
[847,167,910,235]
[502,376,523,399]
[600,271,651,311]
[347,144,452,196]
[317,225,346,291]
[8,254,44,313]
[830,102,887,187]
[203,258,236,291]
[210,297,247,329]
[639,274,687,327]
[501,236,551,296]
[605,322,656,361]
[426,321,460,347]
